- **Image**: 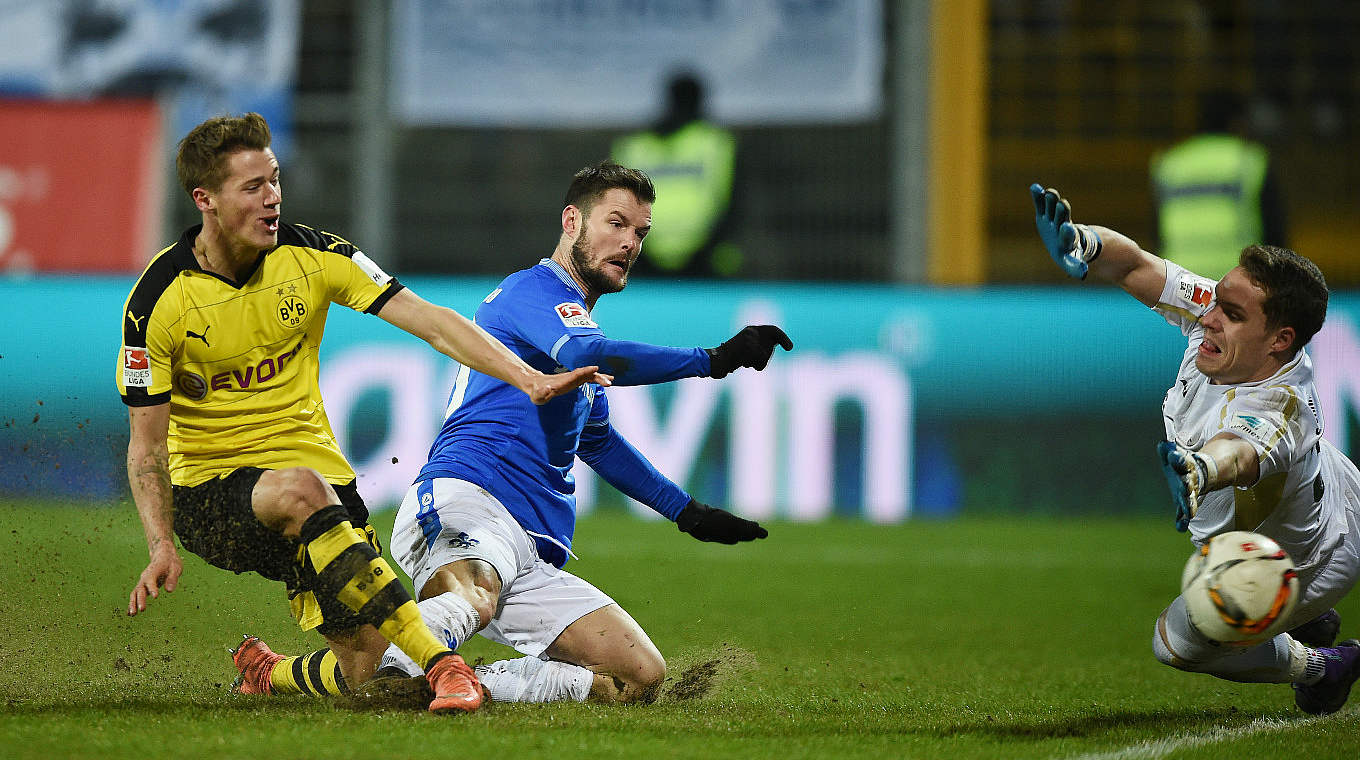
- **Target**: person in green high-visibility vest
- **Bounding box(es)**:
[612,73,742,277]
[1151,90,1287,280]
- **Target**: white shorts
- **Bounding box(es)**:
[1286,498,1360,628]
[391,477,613,657]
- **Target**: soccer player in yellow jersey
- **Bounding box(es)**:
[117,113,603,714]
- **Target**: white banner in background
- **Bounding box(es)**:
[391,0,883,126]
[0,0,299,155]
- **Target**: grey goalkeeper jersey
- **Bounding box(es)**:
[1155,261,1355,583]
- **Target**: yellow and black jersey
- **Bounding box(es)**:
[117,222,403,487]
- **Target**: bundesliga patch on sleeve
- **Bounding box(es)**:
[351,251,393,286]
[123,347,152,387]
[1176,279,1214,308]
[555,302,597,328]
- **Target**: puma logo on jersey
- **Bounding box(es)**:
[186,326,211,346]
[126,311,146,330]
[320,230,354,250]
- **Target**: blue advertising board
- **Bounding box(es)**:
[6,275,1360,521]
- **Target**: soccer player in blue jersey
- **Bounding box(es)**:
[245,161,791,706]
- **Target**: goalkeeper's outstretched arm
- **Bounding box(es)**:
[1030,184,1168,307]
[1082,225,1169,307]
[1159,433,1262,531]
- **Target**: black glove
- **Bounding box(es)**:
[676,500,768,544]
[706,325,793,379]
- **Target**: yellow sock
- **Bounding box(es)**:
[268,648,347,696]
[300,505,451,672]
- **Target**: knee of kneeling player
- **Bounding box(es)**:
[419,564,500,629]
[462,593,497,631]
[615,655,667,704]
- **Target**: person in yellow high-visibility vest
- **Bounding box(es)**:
[1151,90,1287,280]
[612,73,741,277]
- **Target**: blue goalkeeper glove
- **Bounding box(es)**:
[1030,184,1103,279]
[1157,441,1218,532]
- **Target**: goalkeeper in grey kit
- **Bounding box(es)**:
[1030,184,1360,714]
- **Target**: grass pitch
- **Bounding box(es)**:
[1,501,1357,759]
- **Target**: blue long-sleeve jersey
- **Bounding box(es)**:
[416,259,711,567]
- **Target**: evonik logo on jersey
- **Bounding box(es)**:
[205,340,305,392]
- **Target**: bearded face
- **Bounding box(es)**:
[565,188,651,299]
[570,225,630,296]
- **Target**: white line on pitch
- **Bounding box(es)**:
[1059,713,1339,760]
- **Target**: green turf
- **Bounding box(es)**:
[1,501,1357,759]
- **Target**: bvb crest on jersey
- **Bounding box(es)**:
[276,287,308,328]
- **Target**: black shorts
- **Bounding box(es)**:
[172,467,377,634]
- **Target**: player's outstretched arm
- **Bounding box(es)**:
[126,404,182,616]
[1030,184,1167,307]
[576,406,767,543]
[377,288,610,404]
[1157,434,1261,531]
[707,325,793,379]
[550,323,792,386]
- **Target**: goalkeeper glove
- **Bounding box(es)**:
[1030,184,1102,279]
[707,325,793,379]
[676,500,768,544]
[1157,441,1218,532]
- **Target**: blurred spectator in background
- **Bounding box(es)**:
[612,73,742,277]
[1150,89,1287,280]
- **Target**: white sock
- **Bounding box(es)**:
[379,592,481,676]
[1290,637,1330,685]
[1288,637,1314,683]
[474,656,593,703]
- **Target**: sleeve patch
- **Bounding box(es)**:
[351,250,393,287]
[123,347,152,387]
[555,302,597,328]
[1176,279,1214,307]
[484,288,502,304]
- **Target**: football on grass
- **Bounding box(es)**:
[1181,530,1299,646]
